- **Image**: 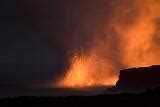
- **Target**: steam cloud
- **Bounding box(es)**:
[55,0,160,88]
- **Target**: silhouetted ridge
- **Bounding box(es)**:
[116,65,160,92]
[1,87,160,106]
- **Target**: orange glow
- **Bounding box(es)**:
[110,0,160,67]
[55,0,160,88]
[56,51,118,88]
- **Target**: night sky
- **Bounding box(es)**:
[0,0,68,89]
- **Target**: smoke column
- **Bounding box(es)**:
[55,0,160,88]
[111,0,160,67]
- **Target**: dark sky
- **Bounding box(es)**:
[0,0,69,88]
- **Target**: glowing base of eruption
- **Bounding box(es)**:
[56,52,118,88]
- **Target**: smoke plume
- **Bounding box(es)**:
[55,0,160,88]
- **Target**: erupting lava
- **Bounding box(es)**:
[55,0,160,88]
[56,51,118,88]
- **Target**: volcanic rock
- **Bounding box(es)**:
[115,65,160,93]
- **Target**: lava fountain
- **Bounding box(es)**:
[56,50,118,88]
[55,0,160,89]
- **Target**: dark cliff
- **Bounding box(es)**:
[115,65,160,92]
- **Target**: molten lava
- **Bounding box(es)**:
[56,52,118,88]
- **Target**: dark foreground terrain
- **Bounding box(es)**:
[1,65,160,107]
[0,87,160,107]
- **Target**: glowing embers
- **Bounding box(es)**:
[56,52,118,88]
